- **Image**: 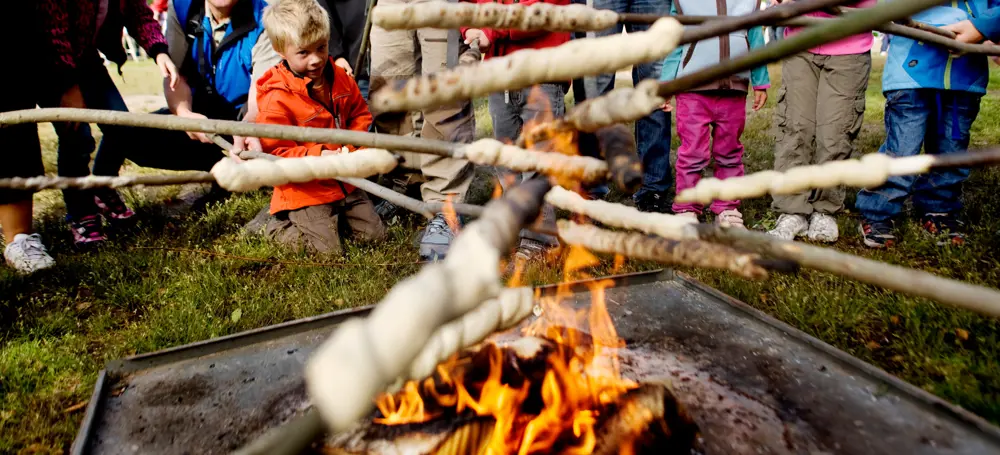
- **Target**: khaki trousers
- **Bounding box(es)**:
[370,0,478,204]
[772,52,871,215]
[265,191,386,255]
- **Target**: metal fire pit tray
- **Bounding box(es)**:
[72,270,1000,455]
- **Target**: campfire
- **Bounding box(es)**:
[327,247,700,455]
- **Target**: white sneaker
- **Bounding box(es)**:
[715,209,746,229]
[4,233,56,274]
[768,214,809,240]
[807,212,839,243]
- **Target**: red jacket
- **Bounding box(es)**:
[36,0,167,90]
[256,59,374,214]
[460,0,571,59]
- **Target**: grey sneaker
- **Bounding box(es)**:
[4,233,55,274]
[514,238,552,263]
[419,214,455,261]
[807,212,839,243]
[768,214,809,240]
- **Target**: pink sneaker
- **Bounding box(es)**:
[94,190,135,222]
[68,215,107,248]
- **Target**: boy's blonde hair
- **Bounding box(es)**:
[263,0,331,51]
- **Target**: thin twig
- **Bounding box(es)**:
[354,0,379,74]
[695,225,1000,319]
[672,0,857,47]
[133,246,427,268]
[0,172,217,191]
[656,0,959,98]
[784,15,1000,56]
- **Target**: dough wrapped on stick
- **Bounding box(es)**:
[369,18,683,113]
[373,2,619,32]
[211,148,399,192]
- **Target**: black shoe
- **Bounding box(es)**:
[920,213,966,246]
[859,219,896,248]
[634,192,670,213]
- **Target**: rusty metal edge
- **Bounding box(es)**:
[70,369,109,455]
[673,271,1000,445]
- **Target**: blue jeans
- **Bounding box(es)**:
[593,0,673,200]
[856,89,982,222]
[39,59,132,218]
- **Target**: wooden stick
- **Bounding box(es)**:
[354,0,379,76]
[783,15,1000,56]
[695,225,1000,319]
[657,0,960,98]
[0,172,217,191]
[672,0,857,48]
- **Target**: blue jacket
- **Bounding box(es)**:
[174,0,267,118]
[883,0,1000,94]
[972,6,1000,41]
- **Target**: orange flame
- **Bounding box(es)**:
[374,238,639,454]
[443,195,461,234]
[523,86,578,157]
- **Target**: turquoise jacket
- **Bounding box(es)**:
[659,2,770,90]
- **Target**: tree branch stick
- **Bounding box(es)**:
[0,173,217,191]
[656,0,955,98]
[672,0,858,47]
[354,0,379,75]
[695,225,1000,319]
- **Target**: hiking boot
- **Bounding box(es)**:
[68,215,107,248]
[768,214,809,240]
[860,219,896,248]
[634,192,670,213]
[920,213,966,246]
[807,212,839,243]
[514,238,554,263]
[4,233,55,274]
[419,214,455,261]
[375,199,400,220]
[715,209,746,229]
[94,189,136,224]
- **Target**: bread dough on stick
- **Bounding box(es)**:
[369,18,682,113]
[463,139,608,184]
[545,186,699,240]
[373,3,619,32]
[211,148,398,192]
[676,153,937,204]
[566,80,664,133]
[305,180,549,432]
[557,220,768,280]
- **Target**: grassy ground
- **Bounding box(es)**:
[3,57,1000,452]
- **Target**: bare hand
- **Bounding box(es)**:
[659,99,673,113]
[321,146,347,156]
[752,89,768,111]
[156,53,179,90]
[231,135,262,155]
[176,109,213,143]
[464,29,490,52]
[334,57,354,78]
[943,20,985,44]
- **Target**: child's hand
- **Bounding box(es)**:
[464,29,490,52]
[156,54,179,90]
[752,90,768,111]
[176,109,213,143]
[943,20,985,44]
[334,58,354,78]
[321,147,348,156]
[659,98,673,113]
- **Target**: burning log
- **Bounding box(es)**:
[304,179,551,434]
[327,335,699,455]
[556,220,780,280]
[368,19,682,114]
[578,125,643,194]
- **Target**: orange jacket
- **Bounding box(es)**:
[256,58,373,214]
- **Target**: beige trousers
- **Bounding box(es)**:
[370,0,478,204]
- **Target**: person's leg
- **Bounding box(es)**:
[708,93,748,216]
[266,204,345,255]
[415,25,475,204]
[912,90,981,242]
[770,52,821,216]
[488,90,523,144]
[812,52,871,215]
[671,93,713,215]
[626,0,672,203]
[855,89,930,244]
[591,0,626,95]
[517,84,564,248]
[341,190,387,242]
[370,6,417,136]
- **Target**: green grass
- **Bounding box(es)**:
[4,57,1000,452]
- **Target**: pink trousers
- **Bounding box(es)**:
[672,92,747,214]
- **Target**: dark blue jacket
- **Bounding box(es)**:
[972,6,1000,41]
[173,0,267,119]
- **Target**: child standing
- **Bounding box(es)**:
[462,0,570,261]
[661,0,770,228]
[257,0,385,255]
[855,1,1000,248]
[767,0,876,242]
